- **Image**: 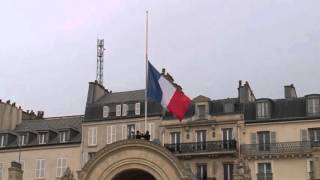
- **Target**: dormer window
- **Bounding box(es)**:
[18,134,27,146]
[135,103,141,115]
[224,102,235,113]
[59,131,68,143]
[197,105,206,119]
[38,132,47,145]
[116,105,122,117]
[103,106,109,118]
[122,104,128,116]
[307,95,320,116]
[0,134,5,147]
[256,101,271,119]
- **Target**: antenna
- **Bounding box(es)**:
[96,39,105,85]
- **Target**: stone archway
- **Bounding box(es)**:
[78,139,191,180]
[112,169,156,180]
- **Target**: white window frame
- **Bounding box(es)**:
[60,131,67,143]
[122,104,128,116]
[135,102,141,115]
[88,127,97,146]
[19,134,27,146]
[256,161,273,180]
[38,132,47,145]
[116,105,122,117]
[56,158,67,177]
[107,125,116,144]
[103,106,110,118]
[257,102,270,118]
[35,159,46,178]
[307,97,320,115]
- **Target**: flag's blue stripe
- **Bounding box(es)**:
[147,61,163,103]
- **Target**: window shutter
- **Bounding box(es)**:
[112,126,116,143]
[103,106,109,118]
[116,105,122,116]
[122,124,127,140]
[270,131,276,143]
[301,129,308,141]
[135,103,141,115]
[93,127,97,145]
[88,128,92,145]
[250,133,257,144]
[107,126,112,144]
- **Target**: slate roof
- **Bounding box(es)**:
[244,96,320,123]
[95,89,145,104]
[0,115,82,149]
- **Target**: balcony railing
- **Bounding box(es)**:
[241,141,312,156]
[257,173,273,180]
[164,140,236,154]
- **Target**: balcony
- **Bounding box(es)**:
[164,140,237,157]
[257,173,273,180]
[241,141,312,159]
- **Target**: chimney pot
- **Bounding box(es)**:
[284,84,297,99]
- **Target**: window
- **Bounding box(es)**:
[0,163,3,180]
[307,159,314,180]
[224,163,234,180]
[196,130,206,150]
[0,135,5,147]
[308,128,320,147]
[170,132,181,152]
[222,128,233,149]
[307,97,320,115]
[197,105,206,119]
[56,158,67,177]
[103,106,109,118]
[88,127,97,146]
[148,123,155,140]
[257,132,271,151]
[59,131,68,143]
[106,126,116,144]
[121,124,127,140]
[256,101,270,119]
[257,163,272,180]
[38,132,47,144]
[135,102,141,115]
[35,159,46,178]
[122,104,128,116]
[18,134,27,146]
[196,163,207,180]
[224,103,235,113]
[82,152,88,167]
[127,124,135,139]
[116,105,122,116]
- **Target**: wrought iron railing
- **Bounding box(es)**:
[241,141,312,156]
[164,140,236,154]
[257,173,273,180]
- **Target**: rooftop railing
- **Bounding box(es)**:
[164,140,236,154]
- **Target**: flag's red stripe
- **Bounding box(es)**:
[167,90,192,120]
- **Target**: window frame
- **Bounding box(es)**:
[38,132,47,145]
[122,104,128,116]
[196,163,207,180]
[116,104,122,117]
[256,101,271,119]
[307,96,320,116]
[103,106,110,118]
[56,158,67,178]
[135,102,141,115]
[35,159,46,178]
[59,131,68,143]
[0,135,5,147]
[88,127,97,146]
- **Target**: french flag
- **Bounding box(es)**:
[147,61,192,120]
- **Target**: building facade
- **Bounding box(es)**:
[1,80,320,180]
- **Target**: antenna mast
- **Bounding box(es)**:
[96,39,105,85]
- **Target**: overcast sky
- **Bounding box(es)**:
[1,0,319,117]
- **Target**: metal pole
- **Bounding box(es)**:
[144,11,149,133]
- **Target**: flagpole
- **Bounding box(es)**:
[145,11,149,133]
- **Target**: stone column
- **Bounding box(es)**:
[8,161,23,180]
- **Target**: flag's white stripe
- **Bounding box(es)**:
[158,76,176,107]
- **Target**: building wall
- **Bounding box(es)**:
[0,145,81,180]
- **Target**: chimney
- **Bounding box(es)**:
[86,81,109,104]
[284,84,297,98]
[238,80,256,103]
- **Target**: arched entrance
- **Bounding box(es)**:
[78,139,191,180]
[112,169,156,180]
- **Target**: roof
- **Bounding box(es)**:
[95,89,145,104]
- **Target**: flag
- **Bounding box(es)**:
[147,61,191,120]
